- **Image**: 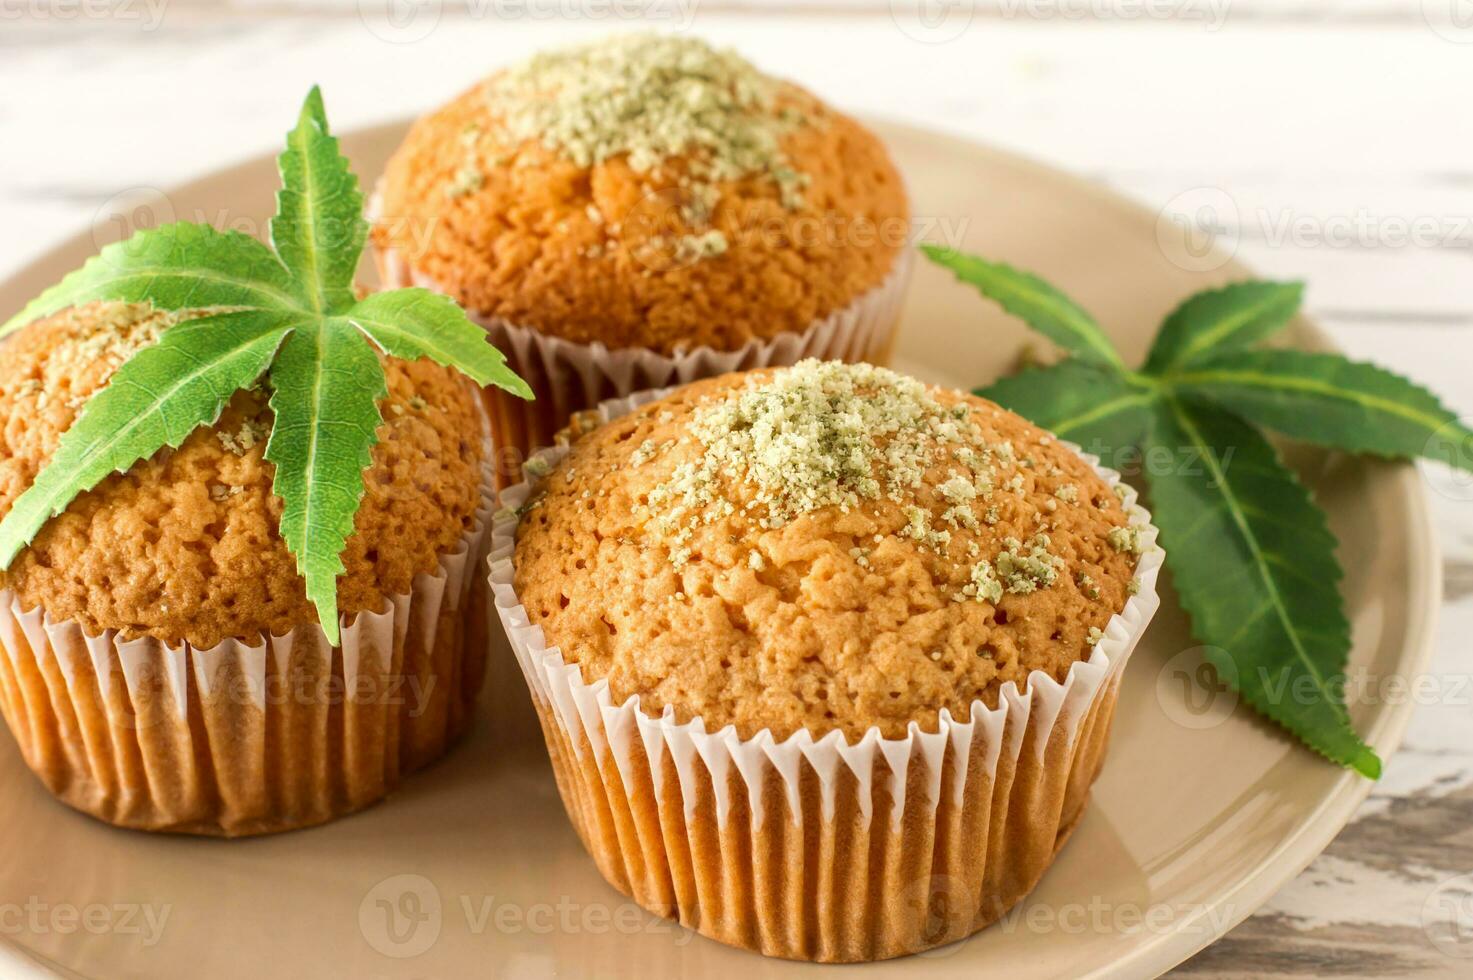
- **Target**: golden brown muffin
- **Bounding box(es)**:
[0,302,492,836]
[500,360,1158,961]
[513,362,1143,740]
[373,33,910,354]
[0,303,485,649]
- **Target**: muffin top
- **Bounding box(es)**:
[512,361,1147,741]
[0,303,486,649]
[373,33,909,355]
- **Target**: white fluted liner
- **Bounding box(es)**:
[371,192,914,483]
[488,388,1164,962]
[0,462,498,838]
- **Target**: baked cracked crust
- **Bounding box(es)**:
[513,365,1143,741]
[0,303,486,649]
[373,72,908,354]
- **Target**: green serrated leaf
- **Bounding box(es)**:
[272,86,366,315]
[1146,396,1380,778]
[977,360,1156,452]
[265,327,386,647]
[1144,281,1303,374]
[948,261,1440,776]
[0,86,531,644]
[347,289,533,398]
[1170,349,1473,471]
[0,223,302,338]
[922,245,1124,370]
[0,310,294,566]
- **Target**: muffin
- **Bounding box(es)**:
[490,361,1162,962]
[0,303,495,836]
[372,33,913,483]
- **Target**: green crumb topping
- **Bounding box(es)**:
[445,164,484,200]
[70,307,168,374]
[955,559,1003,605]
[22,306,171,414]
[995,534,1065,594]
[902,505,951,550]
[941,502,980,530]
[628,360,1103,608]
[674,229,729,263]
[1127,576,1142,596]
[1076,571,1101,600]
[1055,484,1078,503]
[1087,626,1104,646]
[647,360,987,531]
[1108,524,1144,555]
[476,33,815,265]
[217,417,269,455]
[629,439,660,466]
[938,474,978,504]
[487,33,807,186]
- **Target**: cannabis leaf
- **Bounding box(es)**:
[927,249,1125,370]
[1171,350,1473,467]
[0,87,532,645]
[1148,397,1380,778]
[980,362,1154,449]
[1143,281,1304,373]
[923,244,1473,778]
[0,312,293,567]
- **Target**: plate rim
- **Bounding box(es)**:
[0,116,1443,980]
[860,118,1444,978]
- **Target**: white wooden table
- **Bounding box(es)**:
[1,2,1470,975]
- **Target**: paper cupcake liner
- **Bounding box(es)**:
[488,388,1164,962]
[370,195,914,486]
[0,460,498,838]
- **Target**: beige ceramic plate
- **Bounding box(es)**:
[0,120,1439,979]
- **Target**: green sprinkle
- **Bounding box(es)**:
[446,165,484,199]
[481,34,816,265]
[995,534,1064,594]
[1108,525,1143,555]
[488,33,807,186]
